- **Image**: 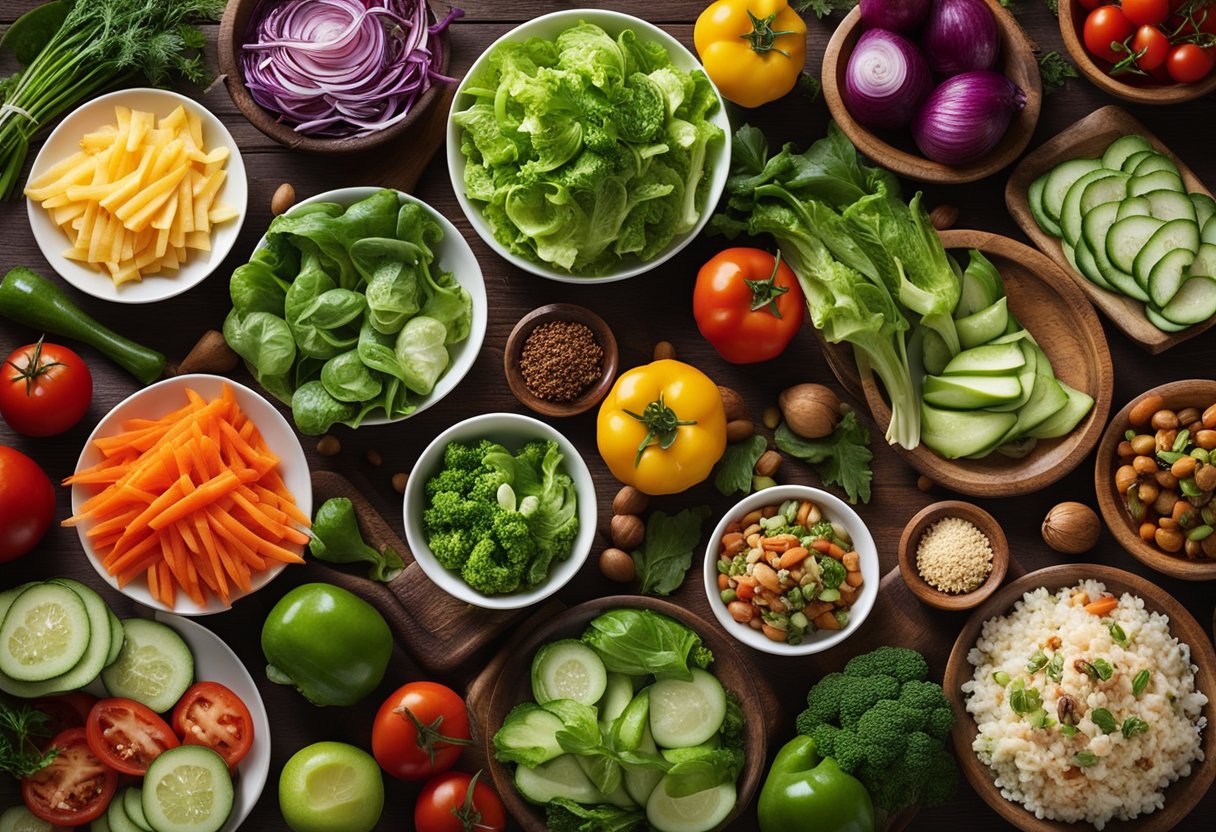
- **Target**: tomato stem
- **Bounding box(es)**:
[449,769,491,832]
[744,249,790,319]
[6,336,65,397]
[623,393,697,467]
[394,704,472,770]
[740,10,795,57]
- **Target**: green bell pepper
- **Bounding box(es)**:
[261,582,393,707]
[758,736,875,832]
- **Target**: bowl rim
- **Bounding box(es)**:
[444,7,732,283]
[702,484,880,656]
[248,185,488,427]
[25,87,248,305]
[402,411,597,609]
[502,303,620,417]
[1093,379,1216,581]
[896,500,1010,611]
[71,374,311,615]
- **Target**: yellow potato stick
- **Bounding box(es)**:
[126,110,152,153]
[208,204,238,224]
[193,169,226,230]
[185,230,211,252]
[188,146,228,166]
[145,139,185,183]
[120,230,135,263]
[39,192,75,210]
[116,164,189,226]
[52,202,86,227]
[114,106,131,132]
[168,200,186,249]
[162,246,180,270]
[96,146,157,210]
[187,112,203,148]
[62,246,91,262]
[151,189,179,231]
[24,155,98,201]
[108,223,126,265]
[177,174,195,234]
[155,227,170,258]
[26,150,89,190]
[160,105,187,133]
[88,212,113,263]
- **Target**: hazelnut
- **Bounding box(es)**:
[316,435,341,456]
[726,419,755,442]
[271,183,296,216]
[1041,502,1100,554]
[599,548,636,583]
[612,486,649,516]
[754,450,782,478]
[717,386,749,422]
[610,514,646,550]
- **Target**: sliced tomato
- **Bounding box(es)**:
[22,728,117,825]
[171,682,254,768]
[85,698,179,776]
[29,693,97,748]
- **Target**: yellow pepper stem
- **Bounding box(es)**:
[740,10,796,58]
[623,393,697,467]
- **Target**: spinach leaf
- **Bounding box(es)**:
[309,497,404,582]
[546,800,644,832]
[394,316,449,395]
[291,381,355,436]
[320,351,382,403]
[632,507,711,596]
[775,412,873,503]
[223,310,295,378]
[355,238,423,334]
[664,747,744,797]
[581,609,713,680]
[713,435,767,496]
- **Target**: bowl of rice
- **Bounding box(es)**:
[945,564,1215,832]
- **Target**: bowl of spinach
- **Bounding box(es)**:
[223,187,486,434]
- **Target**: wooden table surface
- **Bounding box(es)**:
[1,1,1214,830]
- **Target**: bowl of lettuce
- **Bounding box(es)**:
[446,9,730,282]
[223,187,486,434]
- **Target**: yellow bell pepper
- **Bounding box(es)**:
[597,359,727,496]
[694,0,807,108]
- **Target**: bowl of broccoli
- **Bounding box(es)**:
[403,412,597,609]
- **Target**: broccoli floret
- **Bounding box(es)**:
[853,699,920,765]
[808,723,840,759]
[819,556,848,590]
[468,468,510,505]
[462,538,524,595]
[838,674,900,728]
[917,748,960,807]
[806,520,835,541]
[844,646,929,683]
[900,680,955,740]
[424,464,478,498]
[426,529,473,570]
[691,644,714,670]
[424,490,494,536]
[493,509,536,567]
[927,705,956,741]
[719,691,744,751]
[797,672,850,730]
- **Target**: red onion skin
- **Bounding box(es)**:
[859,0,931,33]
[912,71,1025,165]
[921,0,999,76]
[844,29,933,131]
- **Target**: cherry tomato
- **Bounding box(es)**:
[22,728,117,825]
[1122,0,1170,26]
[0,339,92,437]
[415,771,505,832]
[30,693,97,748]
[1167,43,1216,82]
[1133,25,1171,71]
[693,248,804,364]
[85,698,179,776]
[1084,6,1136,63]
[171,682,255,768]
[372,682,470,781]
[0,446,55,562]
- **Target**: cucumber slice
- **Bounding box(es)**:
[531,639,606,706]
[941,342,1025,376]
[1062,240,1079,273]
[923,375,1023,410]
[987,341,1038,413]
[1107,215,1164,274]
[1079,173,1129,218]
[1027,382,1095,440]
[1160,276,1216,325]
[515,755,606,805]
[1102,135,1153,170]
[1130,170,1185,197]
[0,583,34,628]
[1120,150,1156,173]
[956,297,1009,349]
[124,788,153,832]
[649,669,726,749]
[1189,243,1216,278]
[141,745,233,832]
[598,673,634,730]
[1083,202,1148,301]
[0,584,90,682]
[1133,219,1200,292]
[611,689,650,752]
[956,250,1005,317]
[1145,189,1198,222]
[1116,196,1152,220]
[660,736,722,763]
[1043,158,1101,222]
[1028,173,1062,237]
[1145,304,1192,332]
[921,329,952,375]
[1131,153,1181,178]
[625,728,665,806]
[1073,237,1113,290]
[102,618,194,713]
[1191,192,1216,228]
[494,704,564,766]
[106,609,124,667]
[106,796,144,832]
[1014,374,1070,436]
[1061,169,1120,245]
[1203,214,1216,245]
[921,402,1018,459]
[646,779,736,832]
[0,806,55,832]
[1148,247,1196,307]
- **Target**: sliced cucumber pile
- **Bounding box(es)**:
[140,746,234,832]
[102,618,194,713]
[919,251,1094,460]
[1029,133,1216,330]
[0,805,57,832]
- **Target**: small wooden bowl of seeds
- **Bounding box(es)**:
[898,501,1009,611]
[504,304,619,418]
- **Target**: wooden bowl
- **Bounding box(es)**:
[818,230,1113,497]
[898,501,1009,611]
[217,0,452,153]
[1006,106,1216,353]
[503,304,619,417]
[1059,0,1216,105]
[821,0,1042,184]
[1094,380,1216,582]
[482,596,768,832]
[944,564,1216,832]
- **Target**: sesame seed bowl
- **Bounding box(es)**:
[898,501,1010,611]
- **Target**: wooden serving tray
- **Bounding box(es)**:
[1005,105,1216,353]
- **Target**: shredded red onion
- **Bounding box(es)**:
[242,0,462,137]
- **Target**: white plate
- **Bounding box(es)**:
[26,88,248,304]
[152,611,271,832]
[71,374,311,615]
[445,8,732,283]
[249,186,487,426]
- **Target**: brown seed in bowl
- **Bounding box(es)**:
[1129,395,1165,427]
[316,435,340,456]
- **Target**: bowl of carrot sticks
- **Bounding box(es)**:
[66,375,312,615]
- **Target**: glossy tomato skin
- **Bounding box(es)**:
[1084,6,1135,63]
[1133,24,1170,70]
[693,248,804,364]
[1122,0,1170,26]
[415,772,505,832]
[1168,43,1216,82]
[30,693,98,748]
[86,698,179,776]
[0,341,92,437]
[171,681,254,768]
[372,682,469,781]
[0,446,55,562]
[22,728,118,825]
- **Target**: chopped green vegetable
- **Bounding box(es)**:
[1061,724,1078,736]
[1073,751,1098,767]
[1009,686,1042,715]
[1133,669,1151,697]
[1091,708,1117,734]
[1122,716,1150,738]
[0,702,59,778]
[1046,652,1065,683]
[580,609,712,681]
[1109,622,1129,647]
[1092,658,1115,681]
[1026,650,1049,674]
[993,671,1011,687]
[631,506,711,596]
[546,799,644,832]
[794,0,858,18]
[1038,52,1077,95]
[713,435,768,496]
[309,498,405,582]
[774,412,873,503]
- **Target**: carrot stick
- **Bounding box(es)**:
[147,470,241,531]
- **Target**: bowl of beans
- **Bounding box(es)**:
[703,485,880,656]
[897,500,1009,611]
[1095,380,1216,582]
[503,303,620,418]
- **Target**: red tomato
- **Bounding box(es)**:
[0,339,92,437]
[30,693,97,748]
[22,728,117,825]
[1122,0,1170,26]
[1167,43,1216,82]
[693,248,804,364]
[85,698,179,776]
[0,446,55,562]
[1084,6,1136,63]
[171,682,255,768]
[1133,25,1170,70]
[372,682,470,781]
[415,771,505,832]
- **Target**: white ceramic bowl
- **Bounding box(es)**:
[703,485,880,657]
[71,375,311,615]
[251,186,487,427]
[445,8,731,283]
[151,611,272,832]
[26,88,248,304]
[403,412,597,609]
